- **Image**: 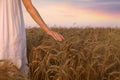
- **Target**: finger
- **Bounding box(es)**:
[56,33,64,41]
[49,31,64,41]
[58,34,63,41]
[59,34,64,40]
[53,32,62,41]
[51,31,59,41]
[52,32,63,41]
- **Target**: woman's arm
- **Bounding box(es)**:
[22,0,64,41]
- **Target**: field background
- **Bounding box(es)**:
[26,27,120,80]
[0,27,120,80]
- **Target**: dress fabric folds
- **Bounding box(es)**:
[0,0,28,72]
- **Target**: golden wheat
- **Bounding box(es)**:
[26,27,120,80]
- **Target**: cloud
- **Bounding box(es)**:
[68,0,120,15]
[94,0,120,2]
[39,0,120,14]
[23,0,120,27]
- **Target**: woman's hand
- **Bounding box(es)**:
[22,0,64,42]
[46,30,64,42]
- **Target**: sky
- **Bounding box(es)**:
[22,0,120,28]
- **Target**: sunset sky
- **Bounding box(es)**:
[22,0,120,28]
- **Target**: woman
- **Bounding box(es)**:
[0,0,64,73]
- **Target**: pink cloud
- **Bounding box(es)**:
[23,2,120,27]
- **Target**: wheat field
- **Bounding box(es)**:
[0,27,120,80]
[26,27,120,80]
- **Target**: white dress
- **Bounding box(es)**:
[0,0,28,72]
